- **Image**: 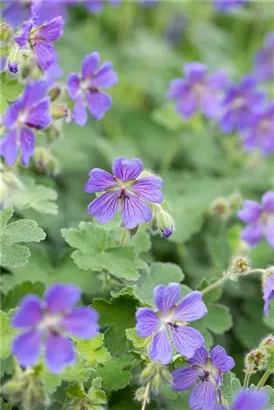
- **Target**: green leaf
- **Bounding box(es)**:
[125,328,148,350]
[133,262,184,306]
[152,102,183,131]
[194,303,233,349]
[263,385,274,407]
[75,334,111,366]
[61,359,94,382]
[95,355,132,391]
[0,72,24,104]
[93,295,137,355]
[62,222,146,281]
[0,311,17,360]
[66,382,86,399]
[87,377,107,405]
[221,372,241,404]
[11,177,58,215]
[40,370,62,394]
[0,208,46,268]
[1,282,45,311]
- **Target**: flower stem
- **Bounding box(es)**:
[257,370,272,389]
[141,381,151,410]
[202,269,266,296]
[243,366,254,389]
[120,228,128,246]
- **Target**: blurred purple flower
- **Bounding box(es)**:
[263,271,274,316]
[11,283,99,373]
[14,14,64,71]
[173,345,235,410]
[254,32,274,82]
[67,52,118,125]
[136,284,207,364]
[3,0,68,28]
[44,60,63,87]
[219,75,265,134]
[167,62,228,120]
[213,0,249,12]
[241,102,274,155]
[0,80,51,167]
[217,389,268,410]
[140,0,158,7]
[85,157,163,228]
[237,191,274,248]
[84,0,120,13]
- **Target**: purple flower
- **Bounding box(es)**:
[263,272,274,316]
[67,52,118,125]
[173,345,235,410]
[84,0,120,13]
[0,80,51,167]
[237,191,274,248]
[219,75,265,134]
[218,389,268,410]
[213,0,249,12]
[167,62,228,120]
[11,284,99,373]
[14,15,64,71]
[85,157,163,229]
[254,32,274,82]
[8,62,18,74]
[136,284,207,364]
[2,0,31,28]
[241,102,274,155]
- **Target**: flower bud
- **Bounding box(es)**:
[33,147,60,176]
[229,257,250,279]
[150,373,162,394]
[0,23,12,42]
[259,335,274,372]
[260,335,274,349]
[150,203,175,238]
[48,85,62,102]
[135,387,147,403]
[140,363,155,383]
[8,47,32,74]
[209,197,231,219]
[244,349,265,372]
[51,104,71,120]
[229,192,242,210]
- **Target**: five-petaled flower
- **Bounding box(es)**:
[263,270,274,316]
[0,80,51,167]
[241,101,274,155]
[254,32,274,82]
[136,283,207,364]
[84,0,121,13]
[237,191,274,249]
[67,52,118,125]
[216,389,268,410]
[172,345,235,410]
[14,14,64,71]
[167,62,228,120]
[11,284,99,373]
[84,157,163,229]
[219,75,265,134]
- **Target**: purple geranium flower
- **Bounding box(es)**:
[14,13,64,71]
[254,32,274,82]
[136,283,207,364]
[219,75,265,134]
[85,157,163,228]
[11,284,99,373]
[67,52,118,125]
[2,0,31,28]
[218,389,268,410]
[263,271,274,316]
[84,0,120,13]
[241,102,274,155]
[167,62,228,120]
[213,0,249,12]
[172,345,235,410]
[237,191,274,248]
[0,80,51,167]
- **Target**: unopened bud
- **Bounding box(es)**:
[135,387,147,403]
[33,147,60,176]
[51,104,70,120]
[229,192,242,210]
[260,335,274,372]
[150,203,175,238]
[245,349,265,372]
[1,379,25,396]
[140,364,155,383]
[0,23,12,42]
[159,367,172,384]
[8,61,18,74]
[229,257,250,278]
[48,85,62,102]
[8,47,32,74]
[260,335,274,349]
[139,171,153,178]
[151,373,162,394]
[209,197,231,219]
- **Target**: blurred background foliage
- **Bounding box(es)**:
[1,1,274,408]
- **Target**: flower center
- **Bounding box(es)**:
[38,313,62,331]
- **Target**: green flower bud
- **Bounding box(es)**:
[48,85,62,102]
[244,349,266,372]
[51,104,71,120]
[8,47,32,74]
[33,147,60,176]
[260,335,274,372]
[150,203,175,238]
[209,197,231,219]
[135,387,147,403]
[229,257,250,279]
[0,23,12,42]
[150,373,162,394]
[229,192,243,210]
[140,363,155,383]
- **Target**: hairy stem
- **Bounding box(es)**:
[257,370,272,389]
[243,366,254,389]
[202,269,266,296]
[120,228,128,246]
[141,381,151,410]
